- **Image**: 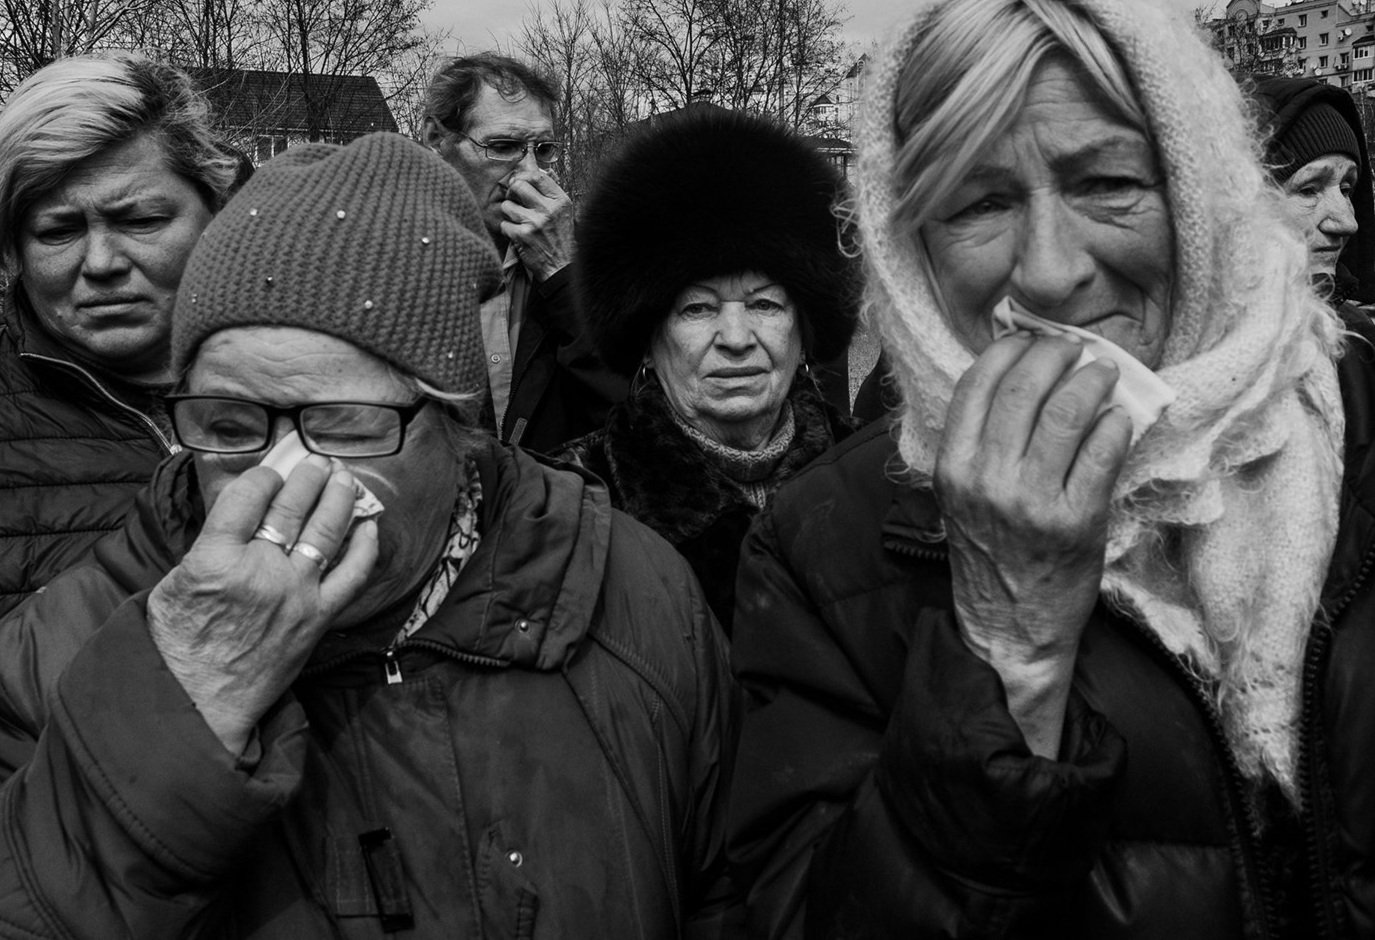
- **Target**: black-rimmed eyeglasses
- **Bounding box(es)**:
[167,395,428,459]
[455,132,563,167]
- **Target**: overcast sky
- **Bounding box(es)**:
[422,0,1217,55]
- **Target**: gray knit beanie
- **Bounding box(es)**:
[172,132,502,393]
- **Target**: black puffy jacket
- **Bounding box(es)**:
[0,285,173,615]
[0,439,736,938]
[727,322,1375,939]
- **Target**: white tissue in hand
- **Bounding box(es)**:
[990,296,1175,444]
[258,431,384,520]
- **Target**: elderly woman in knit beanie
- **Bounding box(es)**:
[0,132,735,936]
[1248,74,1375,307]
[560,108,858,633]
[727,1,1375,937]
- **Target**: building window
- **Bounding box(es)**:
[1356,68,1373,81]
[1299,13,1307,25]
[1321,8,1329,17]
[1320,33,1330,46]
[1359,46,1372,59]
[1299,36,1308,49]
[1320,55,1329,67]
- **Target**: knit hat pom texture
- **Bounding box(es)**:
[173,132,502,393]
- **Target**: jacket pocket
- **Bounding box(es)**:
[476,823,540,940]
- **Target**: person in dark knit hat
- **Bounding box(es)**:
[0,131,736,937]
[1249,74,1375,307]
[559,108,860,634]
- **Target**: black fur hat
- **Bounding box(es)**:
[575,107,859,375]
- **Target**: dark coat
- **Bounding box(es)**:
[0,285,173,615]
[0,439,735,938]
[499,264,628,456]
[560,375,848,634]
[727,321,1375,939]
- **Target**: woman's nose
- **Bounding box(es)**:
[715,302,756,349]
[1320,190,1358,238]
[266,416,298,450]
[80,228,132,279]
[1009,196,1096,309]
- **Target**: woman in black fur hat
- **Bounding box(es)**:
[560,107,859,634]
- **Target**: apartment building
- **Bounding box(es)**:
[1211,0,1375,90]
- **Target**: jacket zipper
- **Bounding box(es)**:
[1296,542,1375,939]
[20,351,176,453]
[1127,619,1279,939]
[302,639,509,685]
[881,536,946,560]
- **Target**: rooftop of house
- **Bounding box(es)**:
[186,67,398,137]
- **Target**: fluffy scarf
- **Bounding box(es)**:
[857,0,1346,799]
[566,372,841,547]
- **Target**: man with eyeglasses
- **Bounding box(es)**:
[422,53,625,454]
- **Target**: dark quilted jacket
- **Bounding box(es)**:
[0,285,173,615]
[0,439,736,938]
[727,319,1375,939]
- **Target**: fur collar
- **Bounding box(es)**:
[574,374,843,547]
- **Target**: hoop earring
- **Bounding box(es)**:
[632,359,654,395]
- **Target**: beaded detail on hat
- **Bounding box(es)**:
[171,133,502,393]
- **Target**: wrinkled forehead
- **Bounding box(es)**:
[463,83,554,136]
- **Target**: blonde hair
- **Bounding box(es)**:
[0,52,238,270]
[890,0,1147,240]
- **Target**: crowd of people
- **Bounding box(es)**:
[1,0,1375,937]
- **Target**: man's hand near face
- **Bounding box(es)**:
[500,168,574,283]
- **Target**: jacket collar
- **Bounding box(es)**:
[307,437,611,671]
[127,439,613,673]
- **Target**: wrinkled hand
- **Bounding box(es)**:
[934,333,1131,757]
[500,169,574,282]
[147,456,378,756]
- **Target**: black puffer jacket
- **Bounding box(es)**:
[0,439,735,938]
[560,374,848,634]
[0,285,173,615]
[727,322,1375,939]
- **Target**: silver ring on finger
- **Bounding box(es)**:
[252,524,293,553]
[291,540,330,572]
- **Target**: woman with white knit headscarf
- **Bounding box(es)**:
[727,1,1375,937]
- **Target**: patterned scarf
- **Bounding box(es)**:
[392,460,483,645]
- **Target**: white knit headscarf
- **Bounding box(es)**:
[858,0,1346,799]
